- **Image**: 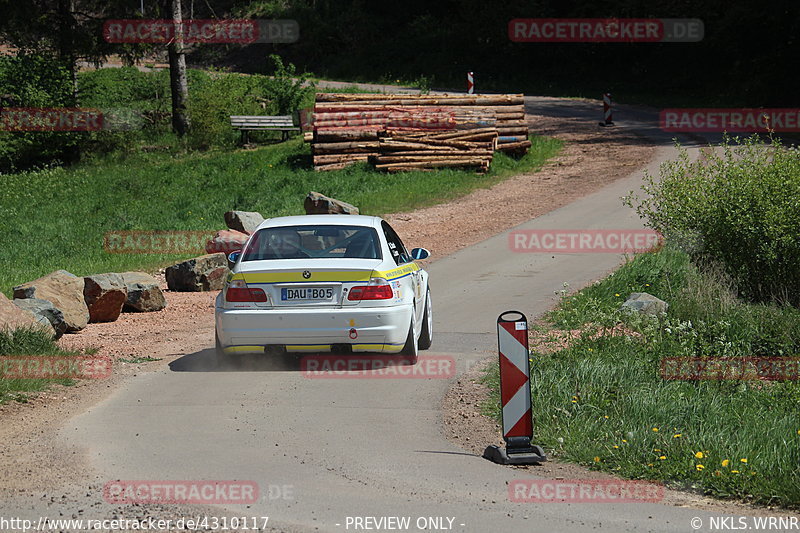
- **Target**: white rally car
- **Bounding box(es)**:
[215,215,432,363]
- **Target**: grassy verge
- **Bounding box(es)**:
[0,135,561,295]
[482,247,800,508]
[0,327,94,404]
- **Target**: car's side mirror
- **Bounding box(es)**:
[227,250,242,269]
[410,248,430,260]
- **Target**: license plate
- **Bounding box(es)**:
[281,287,334,301]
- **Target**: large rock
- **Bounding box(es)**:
[120,272,166,312]
[165,254,228,292]
[205,229,249,254]
[13,270,89,332]
[620,292,668,316]
[304,191,359,215]
[11,298,65,338]
[224,211,265,235]
[84,273,127,323]
[0,292,55,336]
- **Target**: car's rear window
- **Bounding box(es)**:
[242,225,382,261]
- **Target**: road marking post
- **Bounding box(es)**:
[599,93,615,126]
[467,71,474,94]
[483,311,547,465]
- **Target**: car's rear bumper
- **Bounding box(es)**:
[215,303,412,354]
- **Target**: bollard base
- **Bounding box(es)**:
[483,444,547,465]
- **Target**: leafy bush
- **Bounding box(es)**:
[0,53,78,172]
[187,71,264,150]
[628,136,800,305]
[79,67,170,112]
[257,54,315,116]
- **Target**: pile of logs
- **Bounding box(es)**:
[309,92,529,171]
[373,129,497,173]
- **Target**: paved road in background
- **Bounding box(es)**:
[18,94,739,532]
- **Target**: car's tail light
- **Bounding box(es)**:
[348,279,394,301]
[226,279,267,302]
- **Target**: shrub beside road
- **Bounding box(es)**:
[484,137,800,509]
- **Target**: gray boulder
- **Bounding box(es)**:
[84,273,127,323]
[0,292,55,336]
[620,292,668,316]
[120,272,166,312]
[304,191,359,215]
[165,254,228,292]
[12,298,66,338]
[13,270,89,332]
[224,211,265,235]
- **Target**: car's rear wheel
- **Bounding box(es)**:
[214,331,227,368]
[214,331,242,368]
[418,288,432,350]
[399,310,418,365]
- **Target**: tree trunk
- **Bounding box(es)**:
[167,0,189,137]
[57,0,80,164]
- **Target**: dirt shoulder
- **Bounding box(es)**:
[0,109,656,503]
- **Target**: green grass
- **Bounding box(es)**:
[0,327,84,404]
[483,247,800,508]
[0,135,561,295]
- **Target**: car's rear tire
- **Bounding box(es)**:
[399,311,418,365]
[418,288,432,350]
[214,331,227,368]
[214,331,242,368]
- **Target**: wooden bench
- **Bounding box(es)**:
[230,115,300,144]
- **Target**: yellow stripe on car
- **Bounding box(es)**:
[285,344,333,352]
[232,263,420,285]
[379,263,419,281]
[223,345,264,353]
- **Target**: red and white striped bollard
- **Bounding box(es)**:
[467,71,474,94]
[483,311,546,465]
[600,93,615,126]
